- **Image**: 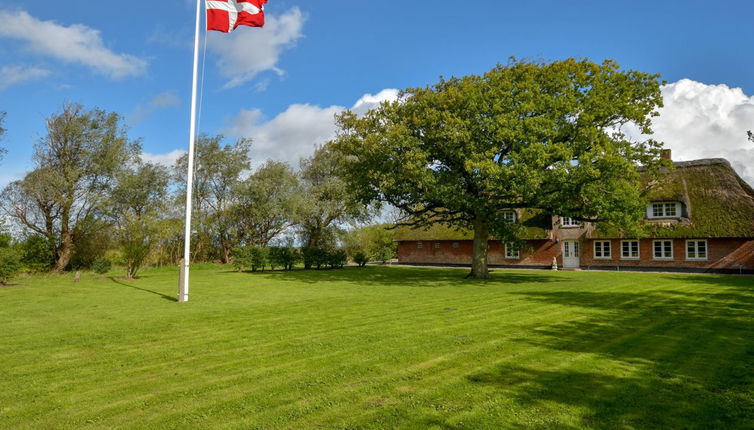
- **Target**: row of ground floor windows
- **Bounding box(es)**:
[415,239,709,261]
[592,239,708,261]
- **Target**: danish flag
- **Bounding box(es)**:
[206,0,267,32]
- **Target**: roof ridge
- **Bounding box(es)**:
[672,158,731,168]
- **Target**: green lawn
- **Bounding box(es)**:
[1,266,753,429]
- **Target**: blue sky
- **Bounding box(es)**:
[1,0,754,185]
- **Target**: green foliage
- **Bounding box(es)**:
[301,247,327,269]
[231,246,250,272]
[268,246,300,271]
[112,162,170,279]
[298,145,370,249]
[344,224,396,265]
[301,247,347,270]
[326,248,347,269]
[332,58,666,277]
[233,160,301,246]
[175,134,252,263]
[91,258,112,275]
[0,247,21,284]
[18,235,54,272]
[249,246,269,272]
[352,251,369,267]
[0,103,140,272]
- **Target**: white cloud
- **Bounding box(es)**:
[224,89,400,166]
[141,149,186,167]
[351,89,401,116]
[0,65,50,91]
[207,7,305,88]
[0,10,147,79]
[648,79,754,186]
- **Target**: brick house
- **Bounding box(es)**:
[395,156,754,274]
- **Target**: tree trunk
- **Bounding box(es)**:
[54,234,73,272]
[469,217,490,279]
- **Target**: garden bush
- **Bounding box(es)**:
[0,247,22,285]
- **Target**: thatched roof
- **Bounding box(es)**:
[593,158,754,239]
[395,158,754,241]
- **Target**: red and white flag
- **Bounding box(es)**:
[206,0,267,32]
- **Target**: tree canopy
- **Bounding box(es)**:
[1,103,140,272]
[331,58,666,278]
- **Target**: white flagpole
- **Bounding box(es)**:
[179,0,203,303]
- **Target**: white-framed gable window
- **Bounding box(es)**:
[648,202,681,219]
[417,241,423,249]
[560,217,580,228]
[653,240,674,260]
[593,240,611,259]
[621,240,640,260]
[686,240,708,260]
[504,242,520,259]
[503,211,517,224]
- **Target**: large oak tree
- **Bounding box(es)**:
[331,58,666,278]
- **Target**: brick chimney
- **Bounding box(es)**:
[661,149,672,161]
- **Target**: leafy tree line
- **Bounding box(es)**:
[0,104,391,282]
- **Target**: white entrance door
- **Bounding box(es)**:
[562,240,580,269]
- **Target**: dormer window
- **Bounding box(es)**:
[560,217,580,228]
[648,202,681,219]
[503,211,517,224]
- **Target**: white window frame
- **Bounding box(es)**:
[593,240,612,259]
[503,211,517,224]
[504,242,520,259]
[417,241,423,249]
[652,240,674,260]
[686,240,708,261]
[620,240,640,260]
[560,217,580,228]
[647,202,681,219]
[433,242,441,249]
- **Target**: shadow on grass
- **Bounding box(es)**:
[234,266,565,287]
[109,277,177,302]
[463,286,754,428]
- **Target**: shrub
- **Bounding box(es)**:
[269,246,300,271]
[302,247,327,270]
[231,246,250,272]
[92,258,112,275]
[19,235,53,273]
[352,250,369,267]
[0,247,21,285]
[249,246,268,272]
[326,248,347,269]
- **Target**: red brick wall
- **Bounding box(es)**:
[397,238,754,271]
[397,240,557,266]
[581,238,754,270]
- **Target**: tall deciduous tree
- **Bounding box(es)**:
[297,145,369,252]
[175,134,251,263]
[111,162,170,279]
[332,58,666,278]
[0,104,139,272]
[233,160,300,246]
